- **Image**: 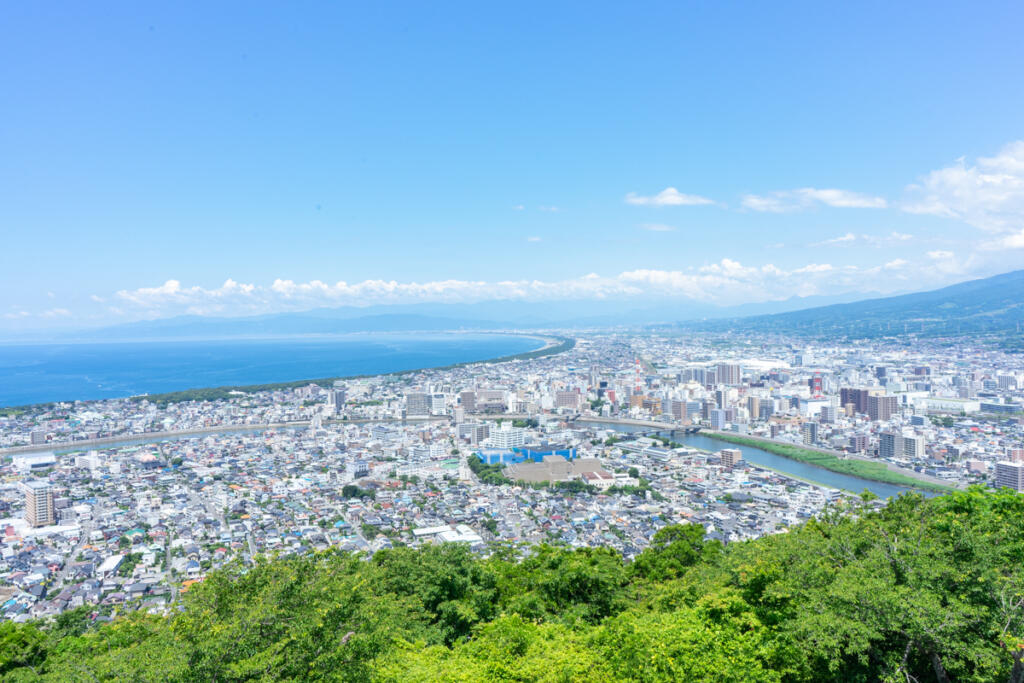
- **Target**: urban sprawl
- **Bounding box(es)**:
[1,332,1022,623]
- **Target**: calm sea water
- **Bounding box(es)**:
[0,334,543,407]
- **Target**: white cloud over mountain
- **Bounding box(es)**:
[101,255,976,320]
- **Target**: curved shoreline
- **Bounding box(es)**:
[0,333,574,411]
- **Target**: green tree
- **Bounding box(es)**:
[631,523,718,581]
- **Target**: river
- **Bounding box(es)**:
[47,419,934,499]
[589,422,935,499]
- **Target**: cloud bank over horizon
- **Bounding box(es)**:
[2,253,989,329]
[4,140,1024,331]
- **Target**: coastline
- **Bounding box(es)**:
[0,332,574,411]
[133,333,572,406]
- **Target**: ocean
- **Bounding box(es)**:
[0,333,544,407]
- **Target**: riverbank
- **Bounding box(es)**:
[570,417,951,495]
[704,431,954,494]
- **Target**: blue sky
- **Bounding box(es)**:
[2,1,1023,330]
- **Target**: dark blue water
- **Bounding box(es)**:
[590,422,933,498]
[0,333,543,406]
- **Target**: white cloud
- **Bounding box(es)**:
[3,311,30,319]
[993,230,1024,249]
[512,204,524,211]
[927,250,954,260]
[814,233,858,246]
[625,187,714,207]
[744,187,887,213]
[526,236,542,242]
[640,223,676,232]
[538,206,559,212]
[794,263,834,273]
[903,140,1024,238]
[40,308,71,318]
[106,257,956,320]
[813,232,914,247]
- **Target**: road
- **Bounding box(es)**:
[2,416,450,457]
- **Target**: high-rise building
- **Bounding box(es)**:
[808,373,823,396]
[879,432,904,459]
[23,480,54,527]
[457,422,489,444]
[477,390,507,413]
[710,408,728,430]
[840,388,869,415]
[801,422,818,445]
[405,393,430,417]
[555,390,581,410]
[819,405,838,424]
[720,449,742,469]
[714,389,728,409]
[487,424,527,448]
[848,435,868,452]
[430,393,447,415]
[327,384,347,415]
[717,364,742,386]
[867,395,898,422]
[459,391,476,412]
[903,435,926,459]
[995,461,1024,491]
[746,396,760,419]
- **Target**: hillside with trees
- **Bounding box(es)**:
[3,488,1024,681]
[680,269,1024,340]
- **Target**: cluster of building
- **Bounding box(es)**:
[0,331,1021,622]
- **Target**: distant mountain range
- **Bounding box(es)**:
[13,269,1022,342]
[678,269,1024,338]
[46,293,867,342]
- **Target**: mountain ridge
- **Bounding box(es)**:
[675,269,1024,338]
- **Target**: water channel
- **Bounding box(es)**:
[589,422,936,499]
[49,420,936,500]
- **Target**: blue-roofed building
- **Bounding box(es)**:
[475,447,578,466]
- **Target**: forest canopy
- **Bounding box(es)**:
[3,487,1024,682]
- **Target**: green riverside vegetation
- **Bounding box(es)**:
[707,432,953,493]
[3,488,1024,680]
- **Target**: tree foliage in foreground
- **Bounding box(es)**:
[5,487,1024,681]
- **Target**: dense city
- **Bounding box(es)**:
[0,332,1022,623]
